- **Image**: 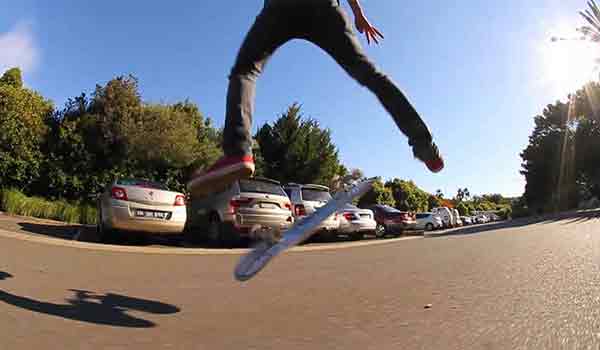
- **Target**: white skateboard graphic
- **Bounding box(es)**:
[234,178,376,282]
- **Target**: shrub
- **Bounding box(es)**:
[0,188,96,225]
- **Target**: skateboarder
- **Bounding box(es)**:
[188,0,444,193]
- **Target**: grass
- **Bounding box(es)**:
[0,189,97,225]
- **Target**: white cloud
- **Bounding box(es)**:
[0,22,38,75]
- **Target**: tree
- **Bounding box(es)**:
[0,68,23,88]
[357,178,395,208]
[385,179,429,212]
[456,201,472,216]
[428,195,443,209]
[37,76,221,199]
[0,68,53,191]
[578,0,600,42]
[455,188,470,202]
[435,189,444,199]
[330,167,364,193]
[255,104,342,186]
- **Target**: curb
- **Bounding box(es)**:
[0,227,422,256]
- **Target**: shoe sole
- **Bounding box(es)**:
[187,163,255,197]
[428,164,444,173]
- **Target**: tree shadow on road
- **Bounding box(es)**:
[17,222,79,240]
[427,209,600,238]
[0,272,180,328]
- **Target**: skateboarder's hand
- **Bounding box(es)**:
[355,14,384,45]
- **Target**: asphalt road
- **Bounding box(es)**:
[1,210,600,349]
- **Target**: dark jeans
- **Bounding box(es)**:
[223,0,433,157]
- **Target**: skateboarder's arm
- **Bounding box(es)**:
[346,0,384,45]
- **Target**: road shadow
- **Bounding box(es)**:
[427,209,600,238]
[0,272,180,328]
[17,222,79,240]
[17,222,184,247]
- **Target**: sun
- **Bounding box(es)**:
[540,29,600,99]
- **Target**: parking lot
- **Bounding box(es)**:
[0,211,502,249]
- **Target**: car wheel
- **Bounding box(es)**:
[425,223,434,231]
[208,214,238,248]
[183,221,201,245]
[375,224,386,238]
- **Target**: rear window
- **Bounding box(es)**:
[239,179,285,196]
[416,213,430,219]
[117,179,169,190]
[380,205,401,213]
[301,188,332,202]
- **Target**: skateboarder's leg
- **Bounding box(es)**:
[223,7,291,157]
[308,5,433,147]
[187,6,295,193]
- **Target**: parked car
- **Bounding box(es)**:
[337,205,377,240]
[97,178,187,243]
[489,213,501,222]
[283,183,340,238]
[474,214,489,224]
[368,205,417,237]
[186,177,294,246]
[452,209,462,227]
[461,216,473,225]
[415,212,443,231]
[432,207,453,228]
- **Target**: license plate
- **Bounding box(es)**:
[135,210,167,219]
[259,203,276,209]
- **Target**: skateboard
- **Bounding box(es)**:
[234,178,376,282]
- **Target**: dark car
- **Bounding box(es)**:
[368,205,417,237]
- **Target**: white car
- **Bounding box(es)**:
[452,209,461,227]
[432,207,453,228]
[475,214,489,224]
[338,205,376,240]
[415,212,443,231]
[461,216,473,225]
[283,183,340,237]
[97,178,187,243]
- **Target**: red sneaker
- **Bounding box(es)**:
[412,142,444,173]
[187,155,255,196]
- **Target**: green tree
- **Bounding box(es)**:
[385,179,429,212]
[0,68,53,191]
[37,77,221,199]
[0,67,23,88]
[456,201,472,216]
[435,189,444,199]
[357,178,395,208]
[455,188,470,202]
[255,104,342,186]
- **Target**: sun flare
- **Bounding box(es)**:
[541,29,600,99]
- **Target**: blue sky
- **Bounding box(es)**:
[2,0,598,198]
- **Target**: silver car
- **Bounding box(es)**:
[415,212,443,231]
[97,178,187,242]
[186,177,294,246]
[283,183,340,237]
[338,205,376,240]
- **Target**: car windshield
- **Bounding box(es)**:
[117,178,169,190]
[416,213,430,219]
[302,188,332,202]
[239,179,285,196]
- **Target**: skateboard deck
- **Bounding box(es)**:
[234,178,375,282]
